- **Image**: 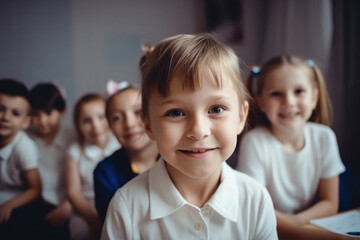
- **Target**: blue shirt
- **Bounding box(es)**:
[94,148,159,222]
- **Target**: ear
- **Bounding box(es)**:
[22,115,31,130]
[237,101,249,135]
[142,116,156,140]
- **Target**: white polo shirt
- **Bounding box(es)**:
[0,131,39,204]
[102,158,278,240]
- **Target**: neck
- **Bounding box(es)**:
[270,126,305,152]
[166,163,222,207]
[40,126,59,145]
[128,142,158,174]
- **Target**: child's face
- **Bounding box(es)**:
[108,89,153,152]
[257,65,318,134]
[145,70,247,181]
[31,109,64,138]
[79,100,109,148]
[0,94,30,145]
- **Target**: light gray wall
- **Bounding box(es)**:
[0,0,206,126]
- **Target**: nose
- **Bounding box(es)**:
[39,113,47,124]
[0,110,10,121]
[123,112,137,129]
[186,114,210,140]
[284,93,296,107]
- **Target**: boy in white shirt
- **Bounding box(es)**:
[0,79,41,239]
[101,34,278,240]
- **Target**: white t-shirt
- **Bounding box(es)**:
[0,131,39,204]
[102,158,278,240]
[29,126,75,205]
[237,122,345,214]
[67,134,120,206]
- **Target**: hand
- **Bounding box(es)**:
[0,202,14,223]
[45,206,70,227]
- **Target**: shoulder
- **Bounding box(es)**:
[232,168,269,196]
[239,127,274,153]
[242,127,272,143]
[306,122,337,142]
[95,149,125,172]
[13,131,39,168]
[13,131,38,155]
[67,142,82,161]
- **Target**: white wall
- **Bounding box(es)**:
[71,0,206,98]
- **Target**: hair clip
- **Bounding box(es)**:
[106,80,130,97]
[251,66,261,76]
[305,59,314,67]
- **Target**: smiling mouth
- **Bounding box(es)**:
[179,148,217,154]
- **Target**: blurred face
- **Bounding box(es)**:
[0,94,30,147]
[79,100,109,148]
[145,70,247,182]
[31,109,64,138]
[258,65,318,134]
[108,89,153,152]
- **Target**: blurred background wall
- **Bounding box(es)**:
[0,0,359,177]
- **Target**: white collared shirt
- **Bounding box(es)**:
[102,158,278,240]
[67,134,120,206]
[0,131,39,204]
[29,126,75,205]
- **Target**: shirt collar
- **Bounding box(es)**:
[149,158,239,222]
[83,134,119,161]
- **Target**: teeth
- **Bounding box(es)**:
[191,149,206,153]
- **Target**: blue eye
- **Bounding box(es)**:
[165,109,184,117]
[209,106,225,114]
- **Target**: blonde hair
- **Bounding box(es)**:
[141,33,249,122]
[73,93,106,146]
[246,55,333,128]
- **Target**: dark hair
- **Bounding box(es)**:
[0,78,29,103]
[29,82,66,112]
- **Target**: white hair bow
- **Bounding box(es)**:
[105,80,130,97]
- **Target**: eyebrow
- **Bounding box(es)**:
[158,95,233,106]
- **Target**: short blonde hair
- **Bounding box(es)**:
[141,33,248,122]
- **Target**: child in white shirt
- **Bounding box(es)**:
[0,79,41,240]
[66,93,120,240]
[101,33,278,240]
[28,82,75,239]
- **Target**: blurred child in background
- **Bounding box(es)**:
[28,82,74,239]
[237,56,346,239]
[94,82,159,222]
[66,93,119,240]
[0,79,41,240]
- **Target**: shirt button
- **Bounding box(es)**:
[194,223,202,231]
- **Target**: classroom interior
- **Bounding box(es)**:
[0,0,359,209]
